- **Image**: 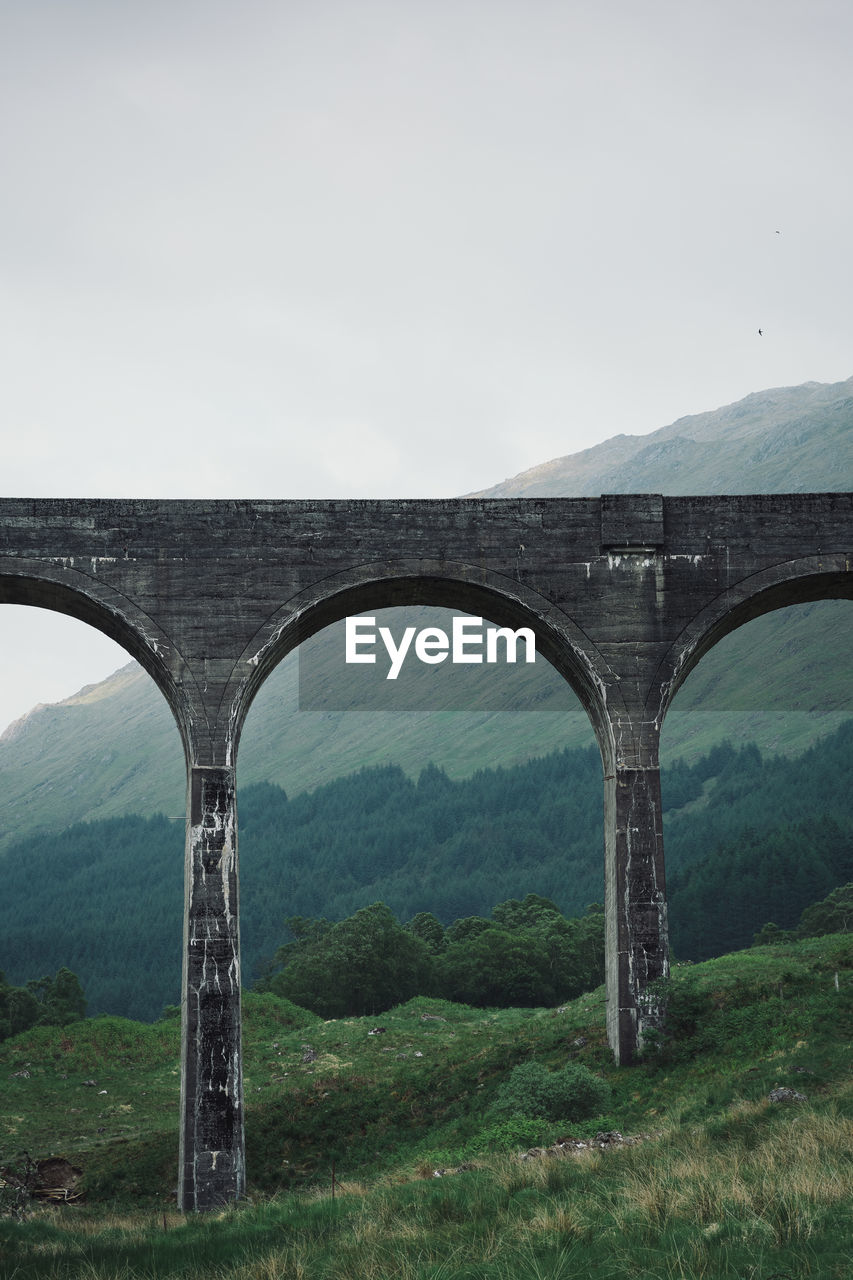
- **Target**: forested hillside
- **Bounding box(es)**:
[2,721,851,1021]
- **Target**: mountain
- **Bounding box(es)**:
[1,376,852,853]
[474,374,853,496]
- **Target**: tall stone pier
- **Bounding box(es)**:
[1,492,850,1207]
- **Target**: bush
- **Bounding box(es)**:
[640,975,717,1062]
[475,1114,551,1151]
[241,990,322,1032]
[753,922,793,947]
[492,1059,610,1123]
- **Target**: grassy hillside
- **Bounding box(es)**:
[0,933,850,1278]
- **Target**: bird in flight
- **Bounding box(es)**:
[758,328,763,336]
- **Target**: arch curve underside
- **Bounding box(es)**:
[653,558,853,727]
[228,566,617,774]
[0,567,196,761]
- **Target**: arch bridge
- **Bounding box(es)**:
[1,492,851,1209]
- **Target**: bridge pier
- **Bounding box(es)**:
[604,748,669,1063]
[178,766,245,1211]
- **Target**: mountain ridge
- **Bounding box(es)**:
[474,374,853,496]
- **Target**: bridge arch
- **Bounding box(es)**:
[650,554,853,729]
[0,561,197,766]
[226,559,620,775]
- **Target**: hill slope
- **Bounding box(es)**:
[474,374,853,496]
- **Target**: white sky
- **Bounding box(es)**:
[2,0,853,731]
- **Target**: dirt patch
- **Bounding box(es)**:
[33,1157,84,1202]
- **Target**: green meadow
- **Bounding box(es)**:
[1,934,851,1279]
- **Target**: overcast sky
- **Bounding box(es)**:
[2,0,852,731]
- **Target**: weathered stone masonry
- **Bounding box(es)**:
[1,493,851,1209]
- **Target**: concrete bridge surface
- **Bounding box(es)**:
[1,492,851,1208]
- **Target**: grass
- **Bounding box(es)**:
[1,935,851,1278]
[2,1108,851,1278]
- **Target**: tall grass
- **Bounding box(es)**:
[3,1099,851,1278]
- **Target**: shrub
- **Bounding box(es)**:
[241,990,321,1031]
[492,1059,610,1122]
[752,922,793,947]
[476,1114,551,1150]
[640,975,717,1061]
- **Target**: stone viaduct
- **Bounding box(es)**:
[1,493,851,1209]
